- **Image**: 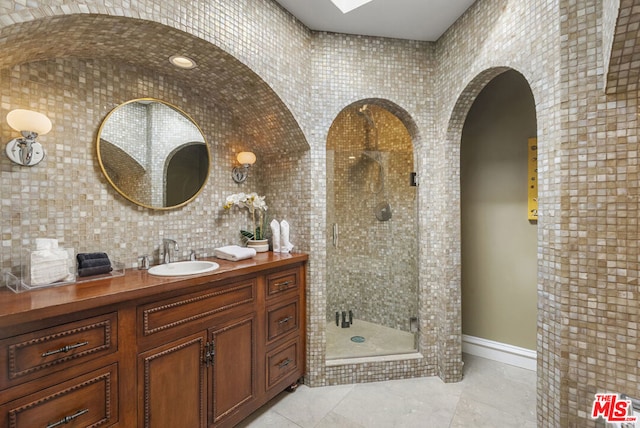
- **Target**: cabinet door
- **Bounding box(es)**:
[210,314,257,426]
[138,332,207,428]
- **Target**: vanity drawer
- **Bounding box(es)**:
[266,300,299,343]
[0,312,117,390]
[0,363,118,428]
[266,268,300,299]
[266,338,300,390]
[139,279,256,336]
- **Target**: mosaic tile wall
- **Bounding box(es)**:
[0,57,272,268]
[326,104,418,333]
[0,5,312,259]
[0,12,310,156]
[558,1,640,425]
[2,0,640,425]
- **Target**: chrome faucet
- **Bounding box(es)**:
[163,239,179,264]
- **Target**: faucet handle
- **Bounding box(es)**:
[189,249,197,261]
[138,255,150,270]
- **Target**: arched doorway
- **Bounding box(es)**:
[460,69,538,368]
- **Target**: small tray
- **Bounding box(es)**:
[3,270,75,293]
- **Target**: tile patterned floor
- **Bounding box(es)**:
[238,354,537,428]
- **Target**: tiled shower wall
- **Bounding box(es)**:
[1,0,639,425]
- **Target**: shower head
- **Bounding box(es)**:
[357,104,375,128]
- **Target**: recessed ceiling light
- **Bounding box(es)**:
[330,0,373,14]
[169,55,197,69]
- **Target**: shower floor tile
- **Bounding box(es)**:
[326,319,416,359]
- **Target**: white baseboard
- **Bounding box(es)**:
[462,334,536,372]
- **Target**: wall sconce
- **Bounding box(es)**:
[232,151,256,183]
[5,109,52,166]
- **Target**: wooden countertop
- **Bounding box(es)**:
[0,252,308,330]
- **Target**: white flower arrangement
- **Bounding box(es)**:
[223,192,268,240]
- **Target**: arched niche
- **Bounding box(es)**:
[0,14,309,156]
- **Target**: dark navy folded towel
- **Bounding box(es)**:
[77,252,110,263]
[78,258,112,269]
[77,265,113,277]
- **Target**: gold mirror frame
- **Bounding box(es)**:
[97,98,210,210]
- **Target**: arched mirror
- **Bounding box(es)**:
[97,99,210,209]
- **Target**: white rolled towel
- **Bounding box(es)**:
[214,245,256,261]
[280,220,294,253]
[270,219,281,253]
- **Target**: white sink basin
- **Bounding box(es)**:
[148,260,220,277]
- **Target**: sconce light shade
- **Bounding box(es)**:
[5,109,51,166]
[237,151,256,166]
[7,109,52,135]
[232,151,257,183]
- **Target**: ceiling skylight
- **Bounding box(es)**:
[330,0,373,14]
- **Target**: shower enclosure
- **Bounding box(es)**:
[326,104,419,360]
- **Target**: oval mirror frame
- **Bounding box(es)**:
[97,98,211,210]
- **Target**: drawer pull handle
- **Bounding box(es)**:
[278,316,293,325]
[275,280,292,289]
[42,341,89,357]
[277,358,293,369]
[46,408,89,428]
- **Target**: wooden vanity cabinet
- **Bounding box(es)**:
[0,253,307,428]
[137,277,260,428]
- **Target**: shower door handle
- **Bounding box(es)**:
[333,223,338,248]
